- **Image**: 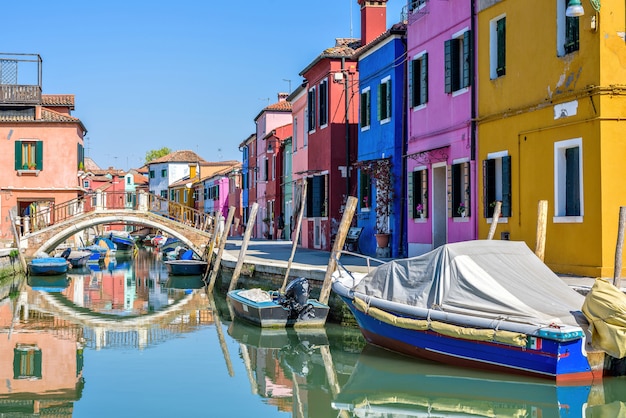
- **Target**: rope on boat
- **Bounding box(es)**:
[353,297,527,347]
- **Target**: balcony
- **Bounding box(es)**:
[0,53,42,105]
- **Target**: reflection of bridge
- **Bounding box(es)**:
[17,285,213,350]
[14,190,215,258]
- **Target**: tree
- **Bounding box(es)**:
[145,147,172,164]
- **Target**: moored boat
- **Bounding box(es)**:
[58,249,92,268]
[331,240,598,382]
[28,257,70,276]
[164,259,208,275]
[228,277,330,328]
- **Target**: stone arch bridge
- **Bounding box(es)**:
[15,190,215,258]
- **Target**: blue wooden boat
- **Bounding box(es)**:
[28,257,70,276]
[108,234,136,253]
[79,244,108,262]
[228,277,330,328]
[164,259,208,275]
[332,240,598,382]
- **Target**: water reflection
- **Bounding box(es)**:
[333,345,626,418]
[2,246,626,416]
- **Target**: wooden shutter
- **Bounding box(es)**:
[35,141,43,170]
[447,165,453,218]
[444,39,452,93]
[377,83,382,121]
[565,147,580,216]
[483,159,495,217]
[502,156,512,217]
[15,140,22,170]
[496,17,506,76]
[408,170,414,218]
[420,53,428,105]
[463,30,472,88]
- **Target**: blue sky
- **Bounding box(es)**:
[5,1,406,170]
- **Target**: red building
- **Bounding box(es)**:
[297,0,388,250]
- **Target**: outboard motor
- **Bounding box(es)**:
[279,277,315,320]
[60,248,72,259]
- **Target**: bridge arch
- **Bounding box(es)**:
[23,211,212,258]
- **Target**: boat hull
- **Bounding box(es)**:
[28,258,69,276]
[164,260,207,275]
[338,294,593,382]
[228,289,329,328]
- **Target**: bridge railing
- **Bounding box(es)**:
[14,190,214,237]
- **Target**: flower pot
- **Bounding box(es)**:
[419,213,425,219]
[375,233,390,248]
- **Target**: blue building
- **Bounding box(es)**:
[355,22,407,258]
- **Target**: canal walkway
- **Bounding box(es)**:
[218,237,604,292]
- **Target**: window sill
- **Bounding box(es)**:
[17,169,40,176]
[553,215,583,224]
[414,217,427,223]
[412,104,427,112]
[487,217,508,224]
[453,216,470,222]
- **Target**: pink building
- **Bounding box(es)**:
[253,94,292,239]
[405,1,476,256]
[0,54,87,243]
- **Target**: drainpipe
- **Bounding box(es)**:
[400,33,408,258]
[342,58,351,199]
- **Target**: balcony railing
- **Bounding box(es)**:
[0,84,42,104]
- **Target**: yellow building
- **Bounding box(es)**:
[476,0,626,277]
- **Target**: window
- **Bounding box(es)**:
[149,170,155,179]
[293,117,298,151]
[14,140,42,170]
[83,180,90,188]
[307,87,316,133]
[13,345,42,379]
[264,158,269,181]
[126,177,132,185]
[409,169,428,218]
[319,78,328,127]
[306,175,327,217]
[77,143,85,170]
[161,169,167,177]
[490,16,506,78]
[378,77,391,122]
[359,171,372,211]
[557,0,579,56]
[183,190,187,203]
[450,162,470,218]
[360,87,371,130]
[445,31,472,93]
[410,53,428,108]
[272,154,276,180]
[483,153,511,217]
[409,0,426,12]
[554,138,582,218]
[204,187,208,200]
[161,190,167,199]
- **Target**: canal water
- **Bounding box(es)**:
[1,247,625,417]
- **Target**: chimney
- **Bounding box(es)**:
[277,92,289,102]
[358,0,388,46]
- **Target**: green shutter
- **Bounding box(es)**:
[502,156,512,217]
[421,54,428,104]
[409,60,415,107]
[386,79,391,118]
[463,30,472,88]
[33,350,42,378]
[444,39,452,93]
[483,159,495,217]
[15,140,22,170]
[565,147,580,216]
[496,17,506,76]
[35,141,43,170]
[377,84,382,121]
[408,170,414,218]
[463,162,470,216]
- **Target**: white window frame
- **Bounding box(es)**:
[360,86,371,131]
[554,137,583,223]
[379,76,392,125]
[489,14,506,80]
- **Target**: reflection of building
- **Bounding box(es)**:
[0,292,84,414]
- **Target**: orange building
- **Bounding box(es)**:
[0,53,87,244]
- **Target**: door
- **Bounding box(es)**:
[432,164,447,248]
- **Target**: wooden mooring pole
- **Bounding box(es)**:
[281,180,307,293]
[319,196,358,305]
[535,200,548,262]
[486,201,502,240]
[228,203,259,293]
[206,206,236,294]
[613,206,626,289]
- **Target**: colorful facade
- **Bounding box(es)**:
[355,22,407,258]
[405,0,476,257]
[476,0,626,276]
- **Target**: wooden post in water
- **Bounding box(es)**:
[613,206,626,288]
[206,206,236,294]
[228,203,259,292]
[486,201,502,240]
[535,200,548,262]
[319,196,358,305]
[280,181,307,293]
[204,211,221,262]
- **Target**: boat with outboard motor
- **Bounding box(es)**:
[228,277,330,328]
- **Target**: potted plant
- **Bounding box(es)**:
[457,202,467,217]
[416,203,424,219]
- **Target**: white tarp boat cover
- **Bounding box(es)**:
[354,240,586,327]
[582,279,626,358]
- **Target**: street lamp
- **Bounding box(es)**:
[566,0,584,17]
